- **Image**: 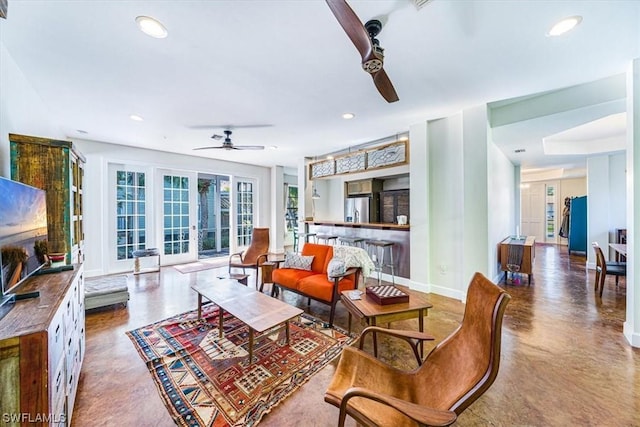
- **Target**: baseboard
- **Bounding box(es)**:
[623,322,640,348]
[428,283,465,301]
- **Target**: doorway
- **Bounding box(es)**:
[197,174,231,259]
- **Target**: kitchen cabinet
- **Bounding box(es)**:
[10,134,85,265]
[380,189,409,224]
[345,179,382,196]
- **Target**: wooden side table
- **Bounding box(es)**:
[341,285,433,359]
[260,262,277,292]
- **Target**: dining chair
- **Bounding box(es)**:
[324,272,511,427]
[592,242,626,298]
[228,227,270,289]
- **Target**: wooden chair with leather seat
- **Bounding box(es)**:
[592,242,626,298]
[324,272,511,427]
[228,227,270,290]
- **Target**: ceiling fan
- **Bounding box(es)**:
[326,0,399,103]
[193,130,264,151]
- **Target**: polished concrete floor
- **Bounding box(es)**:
[71,244,639,426]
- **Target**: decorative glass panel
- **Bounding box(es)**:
[310,160,335,178]
[336,152,366,174]
[366,141,407,169]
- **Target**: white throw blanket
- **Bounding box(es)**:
[331,245,376,280]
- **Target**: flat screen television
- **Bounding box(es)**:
[0,176,48,300]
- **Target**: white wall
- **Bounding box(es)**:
[0,42,64,176]
[462,106,490,285]
[426,114,465,298]
[409,122,429,292]
[73,139,272,276]
[587,153,627,267]
[488,139,516,282]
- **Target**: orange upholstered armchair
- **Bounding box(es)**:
[228,227,270,289]
[325,272,511,427]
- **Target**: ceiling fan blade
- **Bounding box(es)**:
[234,146,265,150]
[193,146,225,151]
[325,0,375,63]
[372,69,399,103]
[188,124,273,130]
[326,0,399,103]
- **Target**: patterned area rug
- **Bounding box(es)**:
[126,305,355,427]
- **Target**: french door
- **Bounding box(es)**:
[157,169,197,265]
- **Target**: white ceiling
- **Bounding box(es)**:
[1,0,639,171]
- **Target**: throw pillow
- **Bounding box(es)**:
[327,258,346,281]
[283,252,314,271]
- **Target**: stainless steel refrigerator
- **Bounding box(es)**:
[344,195,379,223]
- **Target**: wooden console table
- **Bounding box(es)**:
[0,265,85,425]
[499,236,536,284]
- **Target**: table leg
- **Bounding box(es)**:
[285,321,290,345]
[197,293,202,319]
[371,318,378,358]
[249,328,254,364]
[419,309,425,359]
[347,312,352,334]
[218,308,224,338]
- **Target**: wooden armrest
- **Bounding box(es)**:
[256,253,270,266]
[340,387,457,427]
[359,326,434,366]
[360,326,435,343]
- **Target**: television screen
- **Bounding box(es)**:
[0,176,48,296]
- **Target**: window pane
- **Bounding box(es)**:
[115,168,147,260]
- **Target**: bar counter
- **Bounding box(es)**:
[305,220,410,231]
[304,220,410,279]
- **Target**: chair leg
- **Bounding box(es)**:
[616,275,619,287]
[328,303,335,328]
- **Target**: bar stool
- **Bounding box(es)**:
[338,236,365,248]
[365,240,396,285]
[293,230,317,252]
[316,234,338,245]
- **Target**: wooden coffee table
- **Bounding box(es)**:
[192,278,303,364]
[341,285,433,358]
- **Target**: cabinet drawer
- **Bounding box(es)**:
[52,356,66,403]
[49,310,66,371]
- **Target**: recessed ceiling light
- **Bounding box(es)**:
[269,145,278,150]
[136,16,168,39]
[342,112,355,120]
[547,16,582,37]
[76,129,88,134]
[130,114,144,121]
[514,148,526,153]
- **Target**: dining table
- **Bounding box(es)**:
[609,243,627,261]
